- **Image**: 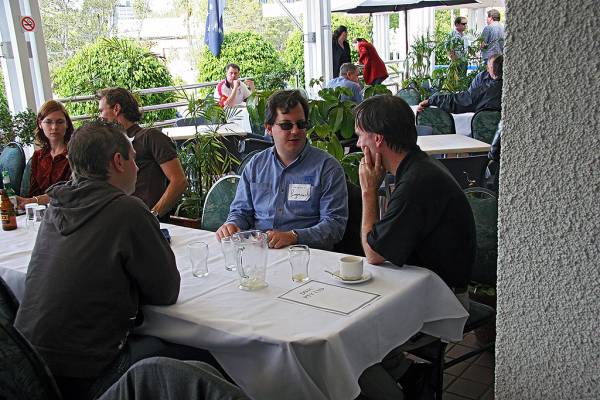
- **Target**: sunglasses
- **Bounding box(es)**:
[459,22,468,25]
[275,120,309,130]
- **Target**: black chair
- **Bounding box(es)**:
[416,107,456,135]
[175,116,207,127]
[0,276,19,325]
[0,142,26,195]
[236,150,261,175]
[471,109,501,144]
[333,180,364,257]
[0,323,63,400]
[237,137,272,155]
[438,155,490,189]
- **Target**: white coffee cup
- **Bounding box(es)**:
[339,256,363,280]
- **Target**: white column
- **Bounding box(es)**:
[0,0,51,112]
[372,14,390,61]
[302,0,331,97]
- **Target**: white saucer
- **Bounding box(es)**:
[330,271,372,284]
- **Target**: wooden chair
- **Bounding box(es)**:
[471,109,501,144]
[417,107,456,135]
[201,175,240,232]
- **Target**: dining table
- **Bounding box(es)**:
[161,122,250,141]
[417,134,491,156]
[1,217,469,400]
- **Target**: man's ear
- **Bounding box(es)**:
[111,152,126,173]
[374,133,385,148]
[264,123,273,136]
[113,103,122,116]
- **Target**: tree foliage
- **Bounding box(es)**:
[53,37,177,124]
[197,32,291,90]
[40,0,118,72]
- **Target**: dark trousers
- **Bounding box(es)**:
[55,335,225,400]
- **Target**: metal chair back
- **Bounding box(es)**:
[416,107,456,135]
[471,109,501,144]
[0,142,26,195]
[201,175,240,232]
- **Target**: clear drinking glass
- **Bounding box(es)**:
[25,203,38,229]
[221,236,237,271]
[289,245,310,283]
[187,241,209,277]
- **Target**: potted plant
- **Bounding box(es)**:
[171,93,240,228]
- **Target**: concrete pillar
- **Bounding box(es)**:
[303,0,331,96]
[372,14,390,61]
[0,0,52,112]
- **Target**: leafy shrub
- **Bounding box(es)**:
[197,32,291,91]
[53,37,177,124]
[283,30,305,87]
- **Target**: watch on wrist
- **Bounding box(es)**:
[291,230,299,242]
[151,210,159,218]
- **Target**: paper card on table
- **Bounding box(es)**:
[278,280,380,315]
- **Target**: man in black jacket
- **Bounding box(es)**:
[14,121,182,399]
[417,54,503,114]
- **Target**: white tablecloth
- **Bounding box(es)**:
[411,105,474,136]
[1,218,468,400]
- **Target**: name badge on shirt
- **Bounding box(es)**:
[288,184,311,201]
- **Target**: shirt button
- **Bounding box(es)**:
[278,208,282,214]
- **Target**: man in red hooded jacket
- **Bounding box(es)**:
[353,38,389,85]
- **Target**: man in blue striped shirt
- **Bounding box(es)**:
[216,90,348,250]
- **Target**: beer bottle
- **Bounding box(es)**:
[2,170,17,210]
[1,189,17,231]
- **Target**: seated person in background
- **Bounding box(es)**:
[14,121,182,400]
[326,62,363,104]
[216,90,348,250]
[417,54,503,114]
[98,88,187,220]
[17,100,73,208]
[356,95,476,303]
[215,63,255,107]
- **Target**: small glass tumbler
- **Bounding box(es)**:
[187,241,209,277]
[289,245,310,283]
[221,237,237,271]
[25,203,38,229]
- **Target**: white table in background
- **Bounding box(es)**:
[0,219,468,400]
[162,123,249,141]
[417,134,490,155]
[411,105,474,136]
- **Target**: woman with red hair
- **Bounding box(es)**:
[17,100,73,207]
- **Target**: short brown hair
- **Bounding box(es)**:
[265,90,309,125]
[487,9,501,21]
[68,120,131,181]
[35,100,74,150]
[97,87,142,123]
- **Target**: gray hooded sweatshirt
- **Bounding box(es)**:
[14,178,180,379]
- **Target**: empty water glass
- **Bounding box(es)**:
[25,203,38,229]
[187,241,209,277]
[221,237,237,271]
[33,205,46,230]
[289,245,310,283]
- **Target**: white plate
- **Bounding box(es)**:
[329,270,372,284]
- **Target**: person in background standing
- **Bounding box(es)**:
[480,9,505,64]
[447,16,469,74]
[353,38,389,86]
[332,25,351,78]
[17,100,73,208]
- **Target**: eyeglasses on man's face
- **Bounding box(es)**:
[42,119,66,126]
[274,120,309,131]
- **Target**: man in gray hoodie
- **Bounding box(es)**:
[14,120,181,399]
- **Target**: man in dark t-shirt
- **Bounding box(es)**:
[98,88,187,219]
[354,94,475,293]
[353,95,476,400]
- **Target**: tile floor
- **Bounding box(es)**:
[442,330,495,400]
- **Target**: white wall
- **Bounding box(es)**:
[496,0,600,398]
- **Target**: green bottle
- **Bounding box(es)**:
[2,170,17,210]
